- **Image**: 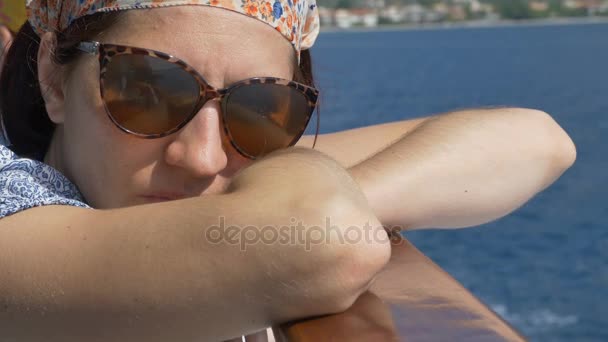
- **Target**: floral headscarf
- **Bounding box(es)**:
[26,0,320,58]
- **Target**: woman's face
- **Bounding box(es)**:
[47,6,296,208]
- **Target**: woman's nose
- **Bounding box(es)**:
[164,100,229,178]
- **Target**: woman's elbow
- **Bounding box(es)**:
[527,108,576,171]
[507,108,577,174]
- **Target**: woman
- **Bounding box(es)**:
[0,0,576,340]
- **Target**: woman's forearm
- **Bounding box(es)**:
[349,108,576,230]
[0,148,390,341]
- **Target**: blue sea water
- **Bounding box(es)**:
[310,22,608,342]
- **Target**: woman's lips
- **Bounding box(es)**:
[140,193,186,202]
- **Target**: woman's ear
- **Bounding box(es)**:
[37,31,66,124]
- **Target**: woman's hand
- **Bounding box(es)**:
[230,147,392,305]
[0,148,391,341]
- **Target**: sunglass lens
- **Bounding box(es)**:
[102,54,200,136]
[223,83,312,158]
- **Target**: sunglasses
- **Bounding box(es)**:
[76,41,319,159]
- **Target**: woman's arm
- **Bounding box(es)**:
[300,108,576,230]
[298,117,429,169]
[0,148,390,341]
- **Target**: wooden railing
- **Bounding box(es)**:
[275,235,527,341]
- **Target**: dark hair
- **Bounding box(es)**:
[0,14,316,161]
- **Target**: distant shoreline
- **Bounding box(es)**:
[321,16,608,34]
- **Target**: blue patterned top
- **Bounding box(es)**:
[0,144,90,218]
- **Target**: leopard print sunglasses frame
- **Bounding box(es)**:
[76,41,320,159]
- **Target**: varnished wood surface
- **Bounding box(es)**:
[277,235,527,342]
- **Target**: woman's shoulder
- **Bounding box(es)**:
[0,144,91,219]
